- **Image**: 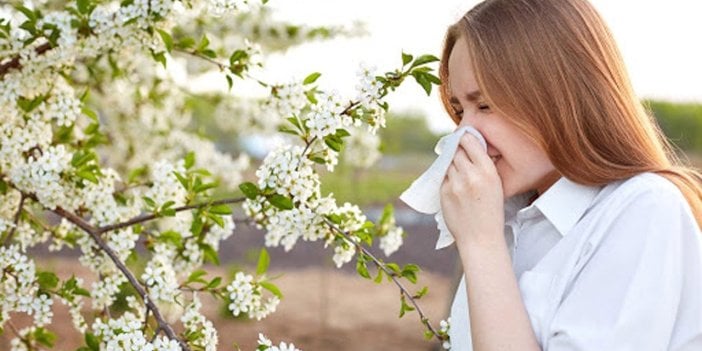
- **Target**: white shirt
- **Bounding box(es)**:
[448,172,702,351]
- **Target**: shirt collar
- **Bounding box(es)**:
[530,177,602,236]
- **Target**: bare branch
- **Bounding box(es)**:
[0,42,53,78]
[322,217,446,342]
[3,193,26,246]
[97,197,246,234]
[51,206,192,351]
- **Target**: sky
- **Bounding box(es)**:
[254,0,702,133]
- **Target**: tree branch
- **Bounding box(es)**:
[3,193,26,246]
[97,197,246,234]
[322,217,446,342]
[0,42,53,78]
[52,206,192,351]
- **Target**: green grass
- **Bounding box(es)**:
[320,154,434,207]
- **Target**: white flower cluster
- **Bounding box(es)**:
[264,82,308,121]
[257,333,302,351]
[181,294,219,351]
[92,312,181,351]
[208,0,253,17]
[9,326,36,351]
[8,144,72,210]
[354,63,386,134]
[327,203,367,267]
[255,145,320,204]
[169,131,251,189]
[39,11,78,47]
[305,90,346,140]
[142,244,180,303]
[39,82,82,127]
[226,272,279,321]
[440,318,451,350]
[0,246,54,328]
[90,273,127,310]
[144,159,188,207]
[214,97,278,135]
[81,168,141,226]
[379,226,404,257]
[342,126,381,169]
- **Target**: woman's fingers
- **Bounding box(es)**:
[458,133,491,169]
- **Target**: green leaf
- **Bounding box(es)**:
[33,327,56,347]
[411,54,440,68]
[159,230,183,248]
[197,35,210,52]
[256,248,270,276]
[303,72,321,85]
[209,213,224,228]
[82,107,98,121]
[413,286,428,299]
[374,268,384,284]
[190,217,204,236]
[402,52,413,66]
[156,29,173,52]
[209,204,232,215]
[187,270,208,284]
[259,281,283,299]
[207,277,222,289]
[335,128,351,138]
[239,182,260,199]
[201,244,220,265]
[142,196,156,208]
[268,194,293,210]
[401,264,420,284]
[229,49,247,64]
[177,36,196,49]
[173,171,189,190]
[323,135,343,152]
[194,181,218,193]
[399,295,415,318]
[356,257,370,279]
[77,0,91,15]
[184,151,195,169]
[153,51,167,68]
[37,271,59,290]
[85,332,100,351]
[15,6,36,22]
[424,330,435,341]
[76,170,99,184]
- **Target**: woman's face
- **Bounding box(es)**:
[447,38,558,198]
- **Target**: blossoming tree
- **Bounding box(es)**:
[0,0,449,350]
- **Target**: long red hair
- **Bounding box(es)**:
[439,0,702,227]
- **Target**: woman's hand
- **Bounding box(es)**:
[440,134,505,247]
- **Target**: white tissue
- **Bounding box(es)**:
[399,126,487,249]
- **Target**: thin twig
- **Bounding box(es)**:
[322,217,446,341]
[52,206,192,351]
[0,42,53,77]
[97,197,246,234]
[3,193,26,245]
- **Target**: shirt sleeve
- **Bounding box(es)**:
[546,183,702,351]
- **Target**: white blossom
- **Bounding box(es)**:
[257,333,303,351]
[226,272,279,321]
[379,226,404,257]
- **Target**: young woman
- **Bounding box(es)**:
[437,0,702,350]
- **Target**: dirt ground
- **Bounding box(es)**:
[0,260,455,351]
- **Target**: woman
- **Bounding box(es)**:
[438,0,702,350]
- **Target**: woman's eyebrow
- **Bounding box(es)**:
[450,90,482,104]
[464,90,482,101]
